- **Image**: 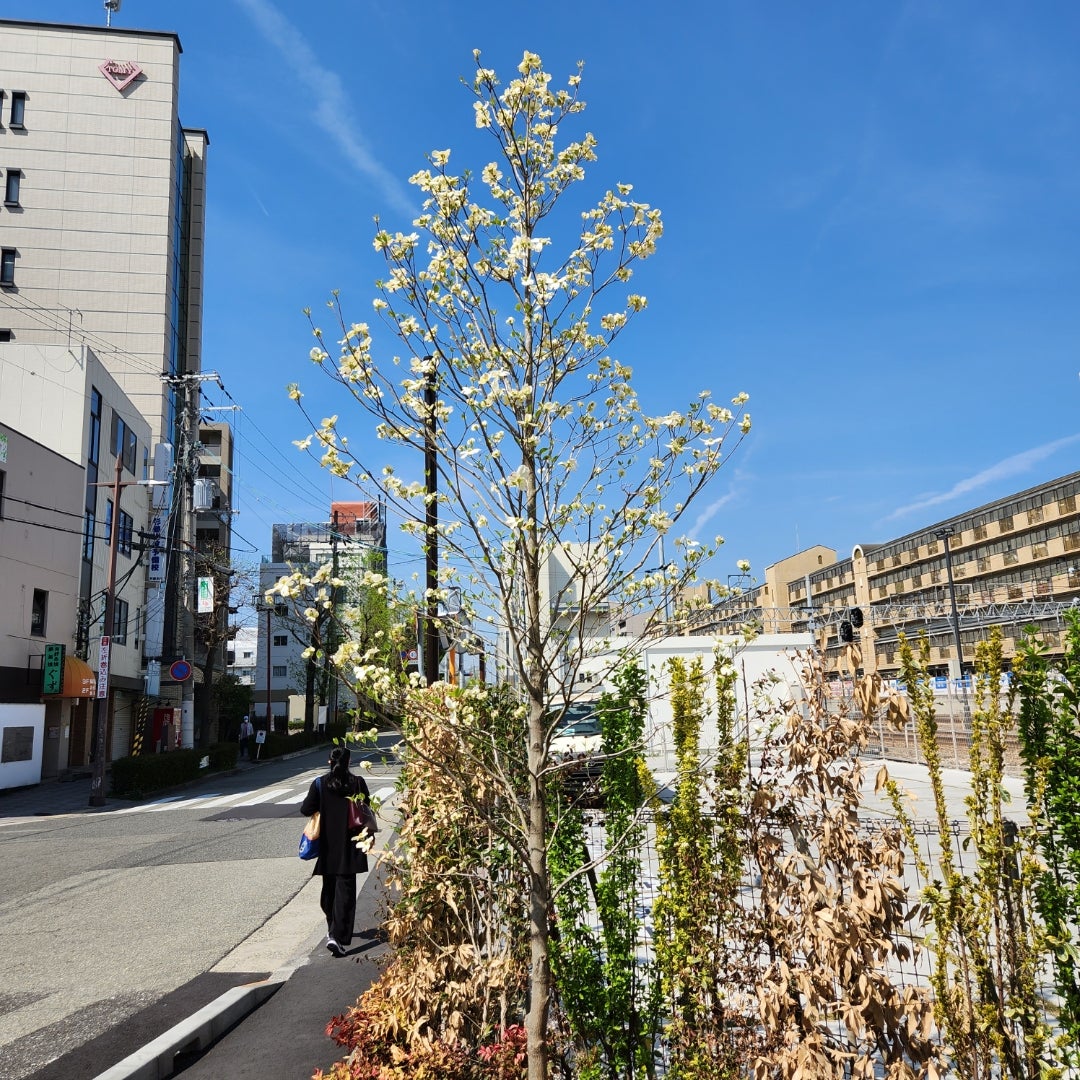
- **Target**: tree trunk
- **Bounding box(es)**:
[196,648,218,748]
[526,698,551,1080]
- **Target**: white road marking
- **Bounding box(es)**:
[145,795,216,812]
[232,788,294,806]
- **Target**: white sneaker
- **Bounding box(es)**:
[326,936,344,957]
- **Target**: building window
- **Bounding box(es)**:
[104,499,113,542]
[273,634,288,647]
[272,665,287,678]
[0,247,15,287]
[88,388,102,466]
[0,468,4,518]
[112,598,129,645]
[4,169,20,207]
[118,509,133,556]
[31,589,47,637]
[110,411,137,473]
[83,509,96,561]
[9,92,26,129]
[0,329,11,341]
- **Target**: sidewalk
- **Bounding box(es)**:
[168,863,389,1080]
[89,860,390,1080]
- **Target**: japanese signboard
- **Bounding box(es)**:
[197,576,214,614]
[147,513,166,582]
[96,636,111,699]
[42,644,65,695]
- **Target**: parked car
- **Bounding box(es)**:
[549,703,604,801]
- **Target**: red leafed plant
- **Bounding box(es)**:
[476,1025,528,1079]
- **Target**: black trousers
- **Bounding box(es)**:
[320,874,357,945]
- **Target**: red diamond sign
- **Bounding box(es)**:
[99,60,143,92]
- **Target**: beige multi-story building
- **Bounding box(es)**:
[0,17,207,448]
[0,17,208,776]
[691,472,1080,682]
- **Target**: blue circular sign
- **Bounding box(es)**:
[170,660,192,681]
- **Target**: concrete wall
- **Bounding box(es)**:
[584,632,814,771]
[0,703,45,790]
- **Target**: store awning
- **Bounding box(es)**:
[60,657,97,698]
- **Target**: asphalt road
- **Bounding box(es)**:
[0,744,400,1080]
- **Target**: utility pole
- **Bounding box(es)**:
[88,456,124,807]
[163,370,221,749]
[265,599,274,730]
[88,455,166,806]
[326,509,341,728]
[423,358,440,686]
[936,526,965,680]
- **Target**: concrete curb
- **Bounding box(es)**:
[90,977,287,1080]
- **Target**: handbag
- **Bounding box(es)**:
[298,777,322,860]
[348,795,379,836]
[298,811,321,860]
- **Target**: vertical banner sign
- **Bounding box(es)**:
[197,576,214,614]
[43,643,65,694]
[147,513,166,582]
[96,636,111,699]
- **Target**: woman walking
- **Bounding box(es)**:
[300,744,371,957]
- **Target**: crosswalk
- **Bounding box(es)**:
[111,774,396,817]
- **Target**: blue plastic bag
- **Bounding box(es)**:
[298,777,321,860]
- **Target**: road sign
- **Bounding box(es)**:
[97,636,111,699]
[170,659,192,681]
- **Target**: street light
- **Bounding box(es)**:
[935,526,965,684]
[88,455,167,807]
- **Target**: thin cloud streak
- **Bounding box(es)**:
[886,434,1080,522]
[234,0,415,217]
[688,489,737,544]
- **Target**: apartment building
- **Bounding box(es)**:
[0,18,207,449]
[0,344,152,778]
[256,504,388,727]
[0,17,209,775]
[692,472,1080,681]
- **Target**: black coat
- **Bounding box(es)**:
[300,771,370,877]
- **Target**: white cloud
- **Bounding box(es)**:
[688,488,736,541]
[234,0,415,216]
[886,433,1080,522]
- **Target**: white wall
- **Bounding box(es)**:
[583,632,813,771]
[0,704,45,790]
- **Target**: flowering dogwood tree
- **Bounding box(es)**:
[287,51,749,1078]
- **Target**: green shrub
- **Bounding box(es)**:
[256,722,349,761]
[208,741,238,772]
[111,749,204,798]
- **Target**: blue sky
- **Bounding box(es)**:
[22,0,1080,591]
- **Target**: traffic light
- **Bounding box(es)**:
[839,620,854,643]
[850,607,864,629]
